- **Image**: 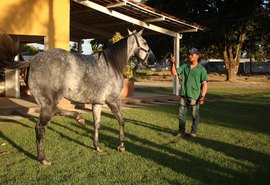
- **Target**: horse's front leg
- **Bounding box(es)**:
[107,100,125,152]
[92,104,102,152]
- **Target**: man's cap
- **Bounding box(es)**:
[189,48,200,55]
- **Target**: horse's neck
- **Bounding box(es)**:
[103,44,128,75]
[104,48,128,65]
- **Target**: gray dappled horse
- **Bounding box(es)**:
[0,30,155,165]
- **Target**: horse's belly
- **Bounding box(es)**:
[64,88,106,104]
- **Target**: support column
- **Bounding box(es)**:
[5,55,20,98]
[173,33,182,96]
[78,39,83,54]
[44,36,49,50]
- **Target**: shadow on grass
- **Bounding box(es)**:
[201,95,270,135]
[141,93,270,135]
[1,102,270,184]
[0,115,92,162]
[0,118,33,129]
[194,137,270,167]
[99,124,266,185]
[25,115,92,149]
[0,131,36,161]
[96,109,270,184]
[101,111,175,135]
[0,119,37,161]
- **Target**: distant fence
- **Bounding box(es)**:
[239,62,270,74]
[205,59,270,74]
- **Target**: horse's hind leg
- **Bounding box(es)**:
[92,104,102,152]
[107,100,125,152]
[56,109,85,126]
[35,106,56,165]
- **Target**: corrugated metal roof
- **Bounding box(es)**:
[70,0,204,40]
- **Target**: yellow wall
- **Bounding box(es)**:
[0,0,70,50]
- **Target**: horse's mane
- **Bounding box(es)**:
[102,37,128,77]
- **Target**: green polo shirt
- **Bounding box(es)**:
[177,63,208,100]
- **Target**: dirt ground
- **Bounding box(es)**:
[207,73,270,89]
[135,71,270,89]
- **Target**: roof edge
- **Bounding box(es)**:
[127,0,205,31]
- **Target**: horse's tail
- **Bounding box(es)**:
[0,32,30,69]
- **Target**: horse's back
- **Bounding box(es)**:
[28,48,122,105]
[28,49,72,86]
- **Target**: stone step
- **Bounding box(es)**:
[0,95,179,116]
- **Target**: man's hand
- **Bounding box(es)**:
[170,54,175,63]
[170,54,177,75]
[198,96,205,105]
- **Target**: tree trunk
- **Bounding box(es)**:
[223,33,246,82]
[226,62,239,81]
[223,45,238,82]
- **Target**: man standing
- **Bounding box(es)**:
[170,48,208,138]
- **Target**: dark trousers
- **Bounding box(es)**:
[178,96,200,134]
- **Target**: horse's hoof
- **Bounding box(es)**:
[41,159,51,166]
[96,147,102,152]
[77,118,85,126]
[118,146,125,152]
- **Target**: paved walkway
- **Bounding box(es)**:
[0,81,179,120]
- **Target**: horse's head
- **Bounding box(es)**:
[128,29,156,66]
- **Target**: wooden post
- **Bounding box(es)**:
[173,33,182,96]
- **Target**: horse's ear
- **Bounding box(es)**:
[137,29,144,36]
[128,29,133,35]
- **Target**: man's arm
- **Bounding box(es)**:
[198,81,208,104]
[201,81,208,97]
[170,55,177,75]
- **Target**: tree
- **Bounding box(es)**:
[89,38,109,53]
[244,1,270,62]
[20,44,39,55]
[144,0,270,81]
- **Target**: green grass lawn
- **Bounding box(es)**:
[0,87,270,185]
